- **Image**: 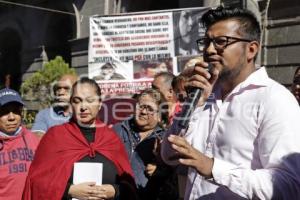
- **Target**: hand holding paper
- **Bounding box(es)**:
[73,162,103,185]
[71,163,103,200]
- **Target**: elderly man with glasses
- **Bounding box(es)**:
[162,6,300,200]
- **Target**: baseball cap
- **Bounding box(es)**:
[0,88,24,106]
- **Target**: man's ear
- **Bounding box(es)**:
[247,41,260,61]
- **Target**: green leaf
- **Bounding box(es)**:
[21,55,76,106]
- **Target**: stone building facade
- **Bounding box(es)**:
[0,0,299,92]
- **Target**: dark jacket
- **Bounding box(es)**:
[113,117,178,200]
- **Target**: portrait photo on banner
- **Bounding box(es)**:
[89,61,133,82]
[133,57,176,79]
[173,8,206,56]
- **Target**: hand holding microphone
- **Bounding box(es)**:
[167,62,218,161]
[166,61,218,169]
[178,62,219,131]
[165,61,218,163]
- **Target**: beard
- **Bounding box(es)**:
[218,65,242,82]
[218,49,246,82]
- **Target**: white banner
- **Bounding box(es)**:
[88,7,209,97]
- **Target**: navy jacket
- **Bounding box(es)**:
[113,117,164,189]
[113,117,179,200]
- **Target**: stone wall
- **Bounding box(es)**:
[262,0,300,85]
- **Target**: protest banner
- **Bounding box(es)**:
[88,7,209,97]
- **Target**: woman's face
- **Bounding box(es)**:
[0,103,22,134]
[179,11,193,43]
[71,83,101,126]
[134,94,160,131]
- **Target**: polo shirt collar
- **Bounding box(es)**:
[52,106,72,117]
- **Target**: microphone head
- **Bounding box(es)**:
[177,63,212,130]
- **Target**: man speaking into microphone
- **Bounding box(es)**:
[161,6,300,200]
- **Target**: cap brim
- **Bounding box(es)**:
[0,100,24,107]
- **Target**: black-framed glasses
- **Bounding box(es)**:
[196,36,253,51]
[136,104,158,115]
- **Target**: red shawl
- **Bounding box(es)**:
[22,120,134,200]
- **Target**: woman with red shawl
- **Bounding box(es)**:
[23,77,136,200]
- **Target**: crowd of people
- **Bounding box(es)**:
[0,6,300,200]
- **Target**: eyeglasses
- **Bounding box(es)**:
[136,104,158,115]
[196,36,253,51]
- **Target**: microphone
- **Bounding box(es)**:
[167,64,212,162]
[178,64,212,131]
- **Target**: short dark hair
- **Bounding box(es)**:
[71,77,101,99]
[153,72,175,88]
[293,67,300,84]
[101,63,115,69]
[201,6,261,43]
[294,66,300,77]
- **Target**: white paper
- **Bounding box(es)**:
[72,162,103,200]
[73,162,103,185]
